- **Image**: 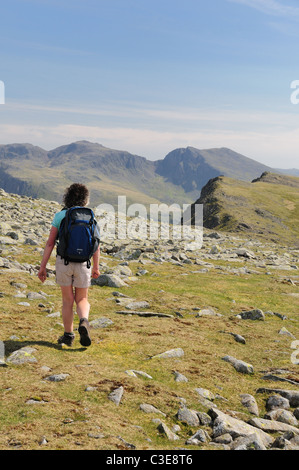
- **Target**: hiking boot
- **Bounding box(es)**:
[78,318,91,347]
[58,332,75,347]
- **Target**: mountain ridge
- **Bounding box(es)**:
[0,140,297,207]
[189,172,299,245]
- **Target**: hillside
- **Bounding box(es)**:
[0,188,298,451]
[189,172,299,247]
[155,147,273,198]
[0,141,188,208]
[0,141,290,208]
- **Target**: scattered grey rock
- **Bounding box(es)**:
[232,333,246,344]
[13,292,27,298]
[176,406,200,427]
[24,237,38,246]
[266,395,290,411]
[278,327,296,338]
[89,317,113,328]
[10,281,27,289]
[186,429,210,445]
[173,371,188,382]
[6,347,38,365]
[249,417,299,435]
[27,291,46,300]
[273,312,288,320]
[262,373,298,386]
[195,307,222,318]
[265,409,298,426]
[44,374,69,382]
[114,265,133,277]
[136,269,148,276]
[112,291,130,298]
[213,433,233,445]
[195,387,216,401]
[91,274,128,288]
[256,389,299,407]
[236,249,256,259]
[196,411,212,426]
[125,301,150,310]
[46,311,60,318]
[209,408,273,447]
[38,436,48,446]
[271,436,299,450]
[26,399,46,405]
[222,355,254,374]
[150,348,184,359]
[171,424,181,433]
[117,435,136,450]
[139,404,166,416]
[108,386,124,406]
[238,309,265,321]
[240,394,259,416]
[210,245,221,255]
[157,422,179,441]
[220,330,246,344]
[88,432,105,439]
[125,370,153,379]
[230,433,267,451]
[40,366,51,373]
[116,311,174,318]
[197,396,218,410]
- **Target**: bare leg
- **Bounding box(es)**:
[75,287,90,320]
[75,287,91,346]
[60,285,75,333]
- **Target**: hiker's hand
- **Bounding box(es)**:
[38,267,47,283]
[92,268,100,279]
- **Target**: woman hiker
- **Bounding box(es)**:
[37,183,100,347]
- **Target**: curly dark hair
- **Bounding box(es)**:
[63,183,90,208]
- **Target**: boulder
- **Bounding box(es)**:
[209,408,273,448]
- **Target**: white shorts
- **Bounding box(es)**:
[55,256,91,288]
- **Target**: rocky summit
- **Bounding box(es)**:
[0,187,298,451]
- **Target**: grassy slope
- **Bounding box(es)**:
[0,241,298,450]
[202,175,299,245]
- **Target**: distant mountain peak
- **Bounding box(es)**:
[0,141,298,209]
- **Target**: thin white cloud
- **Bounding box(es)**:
[228,0,299,18]
[6,99,298,130]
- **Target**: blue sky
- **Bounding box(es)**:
[0,0,299,168]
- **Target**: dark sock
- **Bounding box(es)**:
[64,332,75,337]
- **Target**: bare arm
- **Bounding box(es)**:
[92,245,101,279]
[38,226,58,283]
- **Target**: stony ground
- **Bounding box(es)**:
[0,188,298,450]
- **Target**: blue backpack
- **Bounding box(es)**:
[57,206,100,268]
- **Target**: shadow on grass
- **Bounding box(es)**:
[4,339,87,354]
